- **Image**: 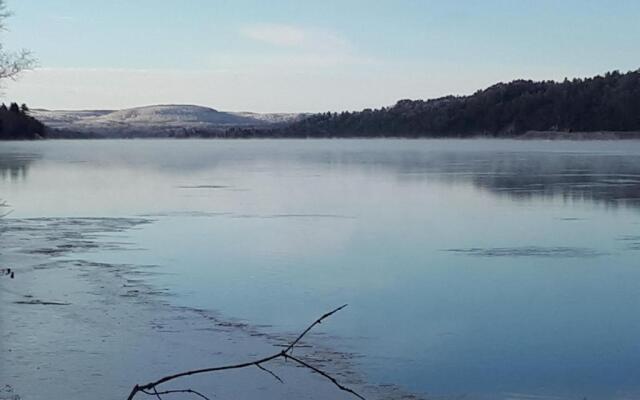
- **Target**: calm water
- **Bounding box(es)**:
[2,139,640,399]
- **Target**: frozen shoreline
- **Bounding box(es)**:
[0,217,407,400]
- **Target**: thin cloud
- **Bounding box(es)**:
[241,24,307,47]
[48,15,77,23]
[235,23,372,69]
[240,23,351,53]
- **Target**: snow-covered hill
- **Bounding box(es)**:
[230,111,309,124]
[32,105,304,137]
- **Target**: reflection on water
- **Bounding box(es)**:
[4,140,640,209]
[2,139,640,400]
[0,152,38,182]
[463,153,640,206]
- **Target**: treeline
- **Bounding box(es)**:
[0,103,46,140]
[236,68,640,138]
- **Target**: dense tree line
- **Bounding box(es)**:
[0,103,45,140]
[241,68,640,138]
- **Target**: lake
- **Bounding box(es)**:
[1,139,640,400]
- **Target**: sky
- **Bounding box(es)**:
[1,0,640,113]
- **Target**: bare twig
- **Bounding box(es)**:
[284,304,347,354]
[286,354,366,400]
[255,362,284,384]
[126,305,364,400]
[141,388,212,400]
[151,387,162,400]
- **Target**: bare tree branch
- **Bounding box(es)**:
[0,47,36,81]
[0,1,37,83]
[126,305,364,400]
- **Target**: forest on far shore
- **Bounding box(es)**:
[0,103,45,140]
[222,68,640,138]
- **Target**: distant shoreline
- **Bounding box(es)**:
[6,128,640,141]
[518,130,640,140]
[29,130,640,140]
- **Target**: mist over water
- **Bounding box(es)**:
[2,139,640,399]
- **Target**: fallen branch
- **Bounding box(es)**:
[126,304,364,400]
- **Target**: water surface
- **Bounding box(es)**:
[2,139,640,400]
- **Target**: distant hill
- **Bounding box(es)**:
[259,68,640,138]
[32,105,304,138]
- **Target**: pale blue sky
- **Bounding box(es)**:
[2,0,640,112]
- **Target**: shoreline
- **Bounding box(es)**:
[0,216,411,400]
[6,130,640,141]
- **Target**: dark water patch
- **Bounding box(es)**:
[616,235,640,241]
[14,299,71,306]
[138,211,230,218]
[177,184,232,189]
[29,248,67,256]
[616,235,640,250]
[444,246,605,258]
[232,213,356,219]
[501,393,569,400]
[266,213,356,219]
